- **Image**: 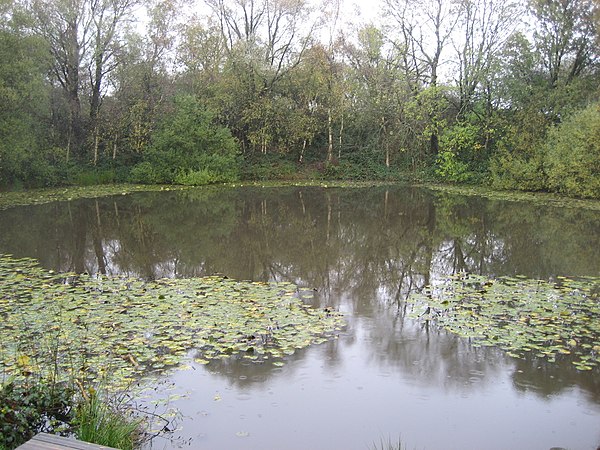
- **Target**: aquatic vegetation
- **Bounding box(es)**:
[0,184,187,211]
[422,183,600,211]
[0,255,344,390]
[407,274,600,370]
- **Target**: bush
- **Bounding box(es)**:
[129,161,163,184]
[241,156,298,181]
[435,150,471,183]
[544,103,600,199]
[489,149,546,191]
[0,378,73,449]
[174,169,216,185]
[70,168,119,186]
[143,95,240,184]
[0,378,144,450]
[320,151,407,181]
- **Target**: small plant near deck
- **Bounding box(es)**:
[370,437,407,450]
[0,377,73,449]
[74,388,143,450]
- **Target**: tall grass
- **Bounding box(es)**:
[370,437,407,450]
[75,389,143,450]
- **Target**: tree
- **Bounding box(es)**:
[88,0,140,164]
[383,0,459,88]
[344,25,415,167]
[382,0,460,156]
[0,0,54,186]
[454,0,520,116]
[529,0,599,87]
[32,0,138,161]
[545,102,600,198]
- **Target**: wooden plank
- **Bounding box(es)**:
[16,433,118,450]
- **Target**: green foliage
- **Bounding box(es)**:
[321,160,387,181]
[0,0,598,197]
[241,154,299,181]
[489,148,547,191]
[174,168,223,185]
[69,168,121,186]
[544,103,600,198]
[319,151,411,182]
[0,378,73,449]
[435,151,471,183]
[143,95,240,184]
[0,13,53,189]
[74,390,142,450]
[129,162,162,184]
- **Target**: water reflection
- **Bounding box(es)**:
[1,185,599,448]
[2,186,598,283]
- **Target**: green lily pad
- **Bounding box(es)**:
[406,273,600,370]
[0,254,345,390]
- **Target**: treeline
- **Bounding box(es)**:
[0,0,599,197]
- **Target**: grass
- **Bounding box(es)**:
[74,389,143,450]
[370,437,407,450]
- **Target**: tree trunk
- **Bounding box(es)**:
[338,113,343,160]
[430,132,439,156]
[327,108,333,162]
[93,127,100,166]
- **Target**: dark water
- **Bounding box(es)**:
[1,185,599,449]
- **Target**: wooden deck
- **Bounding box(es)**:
[16,433,118,450]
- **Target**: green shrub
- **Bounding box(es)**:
[174,168,223,185]
[435,150,471,183]
[318,150,406,181]
[241,158,298,181]
[143,95,240,183]
[489,149,546,191]
[70,169,119,186]
[0,378,73,449]
[129,161,163,184]
[544,103,600,199]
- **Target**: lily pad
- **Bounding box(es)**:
[406,273,600,370]
[0,254,344,390]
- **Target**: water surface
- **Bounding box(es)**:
[1,185,599,449]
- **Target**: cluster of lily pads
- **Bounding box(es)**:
[407,273,600,370]
[424,183,600,211]
[0,184,188,211]
[0,254,344,390]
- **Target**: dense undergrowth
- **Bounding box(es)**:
[0,377,142,450]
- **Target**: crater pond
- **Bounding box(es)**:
[1,185,599,450]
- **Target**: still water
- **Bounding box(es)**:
[1,185,599,449]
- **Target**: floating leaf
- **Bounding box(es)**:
[0,254,345,391]
[406,273,600,370]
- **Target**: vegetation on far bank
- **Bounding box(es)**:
[0,0,599,198]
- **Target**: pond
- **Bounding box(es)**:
[0,185,599,450]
